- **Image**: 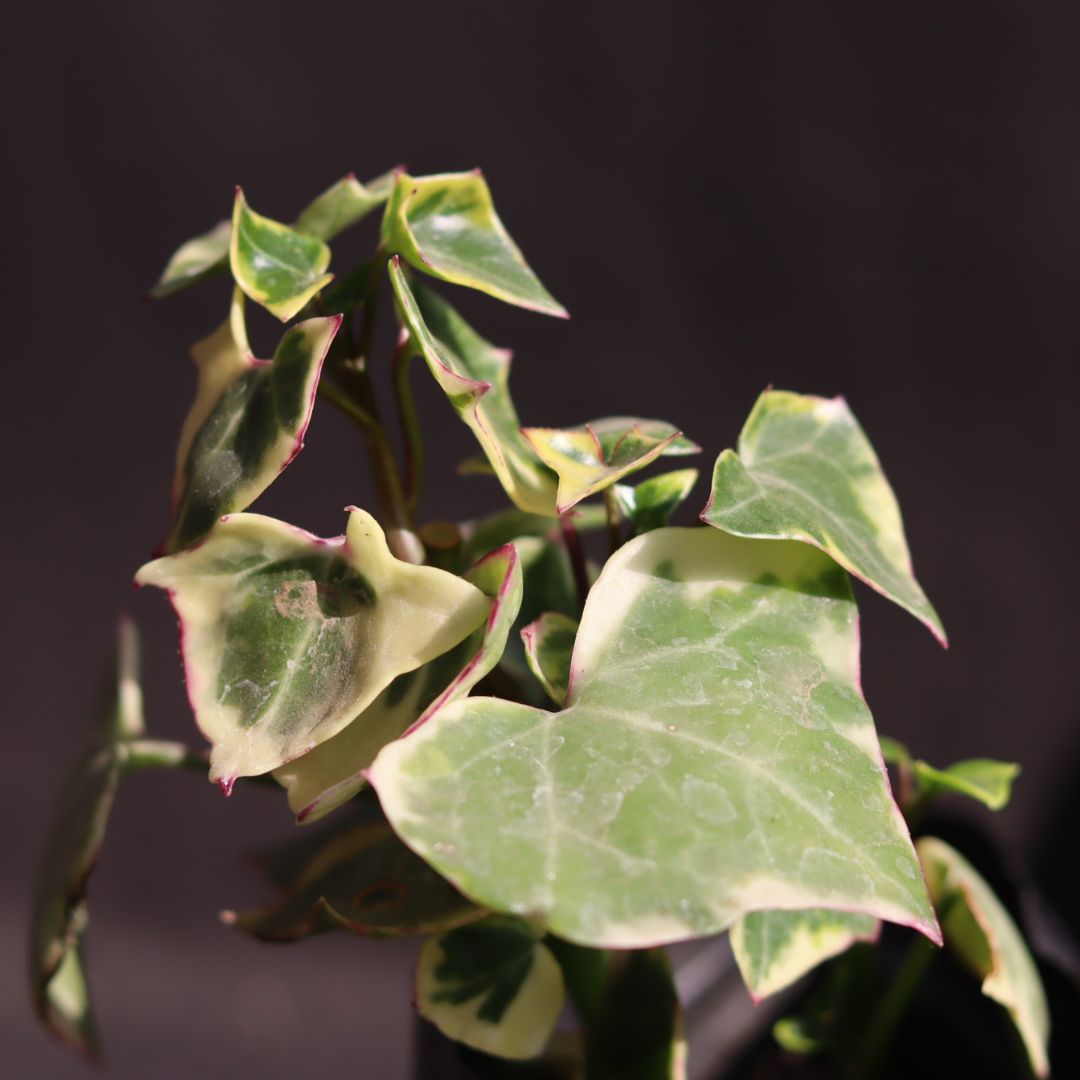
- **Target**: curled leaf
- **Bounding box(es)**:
[294,170,394,241]
[521,612,578,706]
[149,219,231,299]
[614,469,699,535]
[913,759,1019,811]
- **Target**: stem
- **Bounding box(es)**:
[561,513,590,612]
[354,246,390,403]
[603,487,622,557]
[391,325,424,511]
[122,739,206,773]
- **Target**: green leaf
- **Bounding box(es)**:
[294,170,393,241]
[918,837,1049,1077]
[391,261,560,516]
[913,759,1020,811]
[370,527,938,949]
[272,543,523,824]
[230,188,334,321]
[135,508,492,787]
[522,419,697,515]
[461,504,605,567]
[614,469,700,535]
[162,288,340,554]
[731,909,879,1001]
[30,618,146,1060]
[148,219,231,299]
[229,821,483,941]
[702,390,945,643]
[521,612,578,706]
[416,915,565,1060]
[384,170,567,316]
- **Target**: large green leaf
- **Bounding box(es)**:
[702,391,945,643]
[229,821,483,941]
[272,544,523,824]
[370,527,938,949]
[391,261,559,516]
[522,419,698,515]
[416,915,565,1059]
[730,908,879,1002]
[917,837,1049,1077]
[30,618,146,1059]
[293,169,394,241]
[521,612,578,706]
[614,469,700,535]
[162,287,340,554]
[230,188,334,321]
[149,219,231,298]
[136,508,491,788]
[383,170,567,316]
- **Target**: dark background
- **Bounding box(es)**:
[4,2,1080,1076]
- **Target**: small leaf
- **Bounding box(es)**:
[417,915,565,1060]
[294,170,393,241]
[273,544,523,824]
[913,759,1020,811]
[370,527,938,949]
[149,219,231,298]
[384,170,567,316]
[918,837,1050,1077]
[614,469,700,535]
[878,735,911,767]
[136,508,491,786]
[391,261,559,515]
[702,390,945,643]
[230,188,334,321]
[522,419,695,514]
[162,287,340,553]
[231,821,483,941]
[521,612,578,706]
[461,504,605,567]
[730,909,879,1001]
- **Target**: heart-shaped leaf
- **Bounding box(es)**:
[31,618,145,1059]
[416,915,565,1059]
[522,419,697,514]
[730,908,879,1002]
[162,288,340,554]
[230,188,334,321]
[149,219,231,299]
[918,837,1049,1077]
[384,170,567,316]
[614,469,700,535]
[136,508,491,787]
[272,543,522,824]
[702,391,945,643]
[229,821,483,941]
[294,170,394,241]
[370,527,938,949]
[521,612,578,706]
[391,261,560,516]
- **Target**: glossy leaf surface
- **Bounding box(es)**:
[522,418,696,514]
[918,837,1049,1077]
[230,189,333,321]
[371,527,937,949]
[149,219,230,298]
[391,261,559,515]
[384,170,567,316]
[702,391,945,643]
[136,509,491,785]
[521,612,578,706]
[231,821,483,940]
[273,544,522,823]
[615,469,700,535]
[294,171,392,241]
[416,915,564,1059]
[163,289,340,553]
[730,908,879,1001]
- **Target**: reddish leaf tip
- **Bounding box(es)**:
[219,909,238,925]
[218,776,236,797]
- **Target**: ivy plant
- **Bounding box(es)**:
[32,168,1049,1079]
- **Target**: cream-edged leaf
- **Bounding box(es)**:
[273,544,522,824]
[918,837,1049,1077]
[521,612,577,706]
[614,469,700,535]
[702,391,945,643]
[149,219,231,299]
[136,508,491,786]
[294,170,393,241]
[731,908,879,1002]
[370,527,938,949]
[417,915,564,1060]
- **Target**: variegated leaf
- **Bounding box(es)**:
[522,419,699,514]
[918,837,1049,1077]
[702,390,945,643]
[162,287,340,554]
[521,612,578,706]
[149,219,231,299]
[370,527,938,949]
[383,170,567,316]
[416,915,565,1060]
[273,544,522,824]
[391,260,560,515]
[136,508,491,787]
[230,188,334,321]
[614,469,700,535]
[229,821,483,941]
[294,169,394,241]
[730,908,879,1001]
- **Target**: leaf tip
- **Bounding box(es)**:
[217,776,236,798]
